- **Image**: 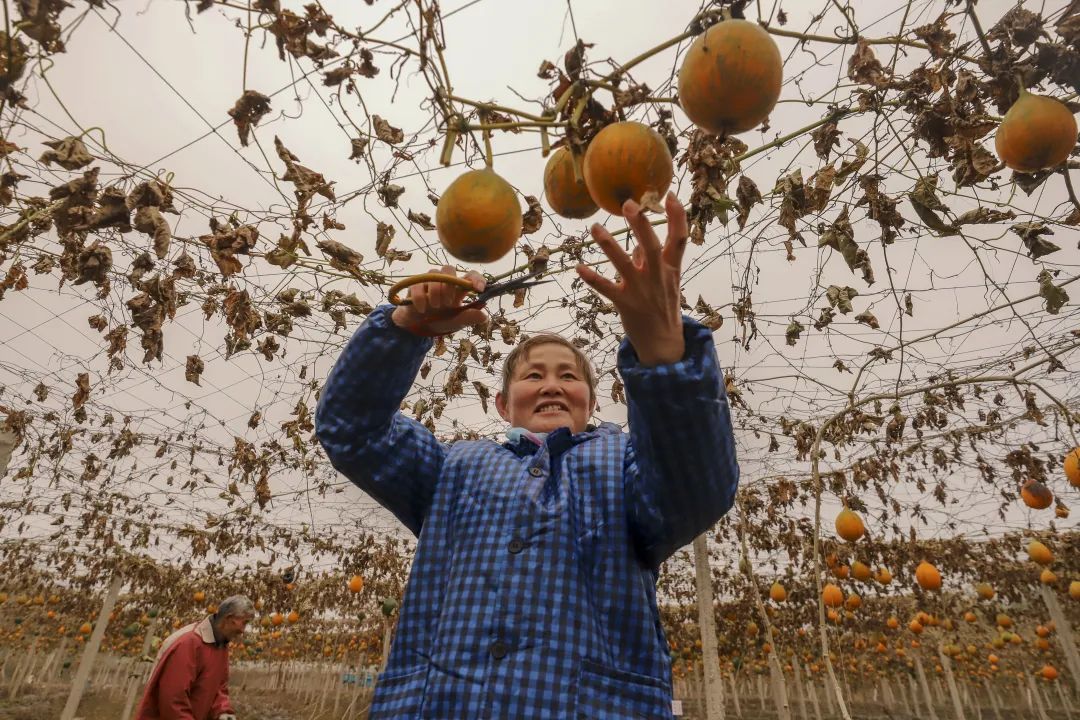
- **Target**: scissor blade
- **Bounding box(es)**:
[475,274,551,303]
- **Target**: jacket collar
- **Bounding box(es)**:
[502,421,620,457]
[194,616,223,646]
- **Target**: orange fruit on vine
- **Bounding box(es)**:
[975,582,995,600]
[886,616,899,630]
[678,18,783,135]
[1028,540,1053,565]
[1071,580,1080,600]
[908,619,924,634]
[348,575,364,594]
[1056,503,1069,519]
[844,593,861,611]
[193,590,206,603]
[1065,447,1080,487]
[964,611,977,623]
[582,121,673,215]
[435,168,522,263]
[79,622,92,635]
[271,612,284,626]
[822,583,843,608]
[996,614,1013,628]
[1036,625,1050,638]
[875,567,892,585]
[1040,568,1057,585]
[834,508,865,542]
[542,146,597,219]
[1040,664,1059,681]
[915,561,941,591]
[1020,480,1053,510]
[769,582,787,602]
[995,88,1077,172]
[287,610,300,624]
[851,561,871,582]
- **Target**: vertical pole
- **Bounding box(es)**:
[910,674,923,716]
[805,667,822,720]
[791,658,809,720]
[49,637,70,682]
[7,637,36,699]
[1026,673,1050,720]
[822,671,835,716]
[915,655,940,720]
[1041,585,1080,695]
[381,619,392,672]
[119,618,158,720]
[59,574,123,720]
[332,660,345,715]
[989,682,1002,720]
[938,643,967,720]
[1057,680,1074,720]
[767,652,793,720]
[692,533,726,720]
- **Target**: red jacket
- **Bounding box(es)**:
[136,616,234,720]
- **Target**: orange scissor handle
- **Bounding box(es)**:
[387,272,478,306]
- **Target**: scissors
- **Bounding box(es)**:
[386,268,552,336]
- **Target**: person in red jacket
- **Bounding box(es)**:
[136,595,253,720]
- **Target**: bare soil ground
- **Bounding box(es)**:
[0,685,371,720]
[1,685,1070,719]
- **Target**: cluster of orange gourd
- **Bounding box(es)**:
[430,17,1076,268]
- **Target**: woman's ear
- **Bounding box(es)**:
[495,391,512,423]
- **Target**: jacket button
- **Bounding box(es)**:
[508,537,525,554]
[529,467,543,477]
[490,641,509,659]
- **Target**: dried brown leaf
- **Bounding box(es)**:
[133,206,171,259]
[375,222,395,257]
[521,195,543,235]
[407,210,434,230]
[227,90,272,147]
[185,355,204,386]
[316,239,364,275]
[372,115,404,144]
[72,372,90,411]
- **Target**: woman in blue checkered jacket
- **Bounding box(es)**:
[316,193,740,719]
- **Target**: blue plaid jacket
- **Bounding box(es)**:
[316,305,739,719]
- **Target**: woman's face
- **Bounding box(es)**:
[495,343,594,434]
